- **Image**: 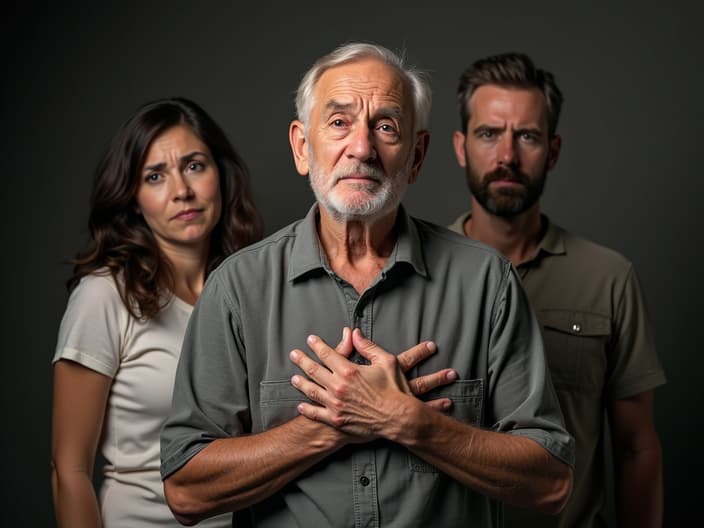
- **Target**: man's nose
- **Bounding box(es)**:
[497,136,518,166]
[347,126,377,163]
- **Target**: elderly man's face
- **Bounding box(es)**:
[301,59,421,222]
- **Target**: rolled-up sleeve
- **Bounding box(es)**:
[160,273,250,479]
[487,265,575,466]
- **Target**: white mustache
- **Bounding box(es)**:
[332,163,384,183]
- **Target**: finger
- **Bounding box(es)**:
[296,401,325,422]
[290,374,337,409]
[306,334,352,373]
[423,398,452,413]
[289,348,334,387]
[351,328,392,364]
[396,341,438,373]
[335,327,354,358]
[408,369,457,396]
[297,401,346,429]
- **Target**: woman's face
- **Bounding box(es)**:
[135,124,222,256]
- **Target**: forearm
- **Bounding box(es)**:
[51,360,110,528]
[615,440,663,527]
[393,396,572,515]
[608,390,663,527]
[164,415,345,525]
[51,466,102,528]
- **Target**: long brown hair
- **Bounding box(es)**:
[69,97,263,319]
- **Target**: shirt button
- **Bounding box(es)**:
[360,476,370,486]
[572,323,581,333]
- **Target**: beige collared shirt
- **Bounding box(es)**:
[449,211,666,528]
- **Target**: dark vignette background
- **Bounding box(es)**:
[4,1,700,525]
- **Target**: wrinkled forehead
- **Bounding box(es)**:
[312,59,413,119]
[468,84,549,127]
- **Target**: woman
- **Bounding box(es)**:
[51,97,262,527]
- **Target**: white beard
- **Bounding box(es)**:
[308,149,414,223]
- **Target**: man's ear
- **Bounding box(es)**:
[452,130,468,168]
[548,134,562,170]
[408,130,430,184]
[289,120,309,176]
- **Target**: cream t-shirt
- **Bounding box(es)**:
[54,273,231,527]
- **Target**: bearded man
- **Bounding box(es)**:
[450,52,666,528]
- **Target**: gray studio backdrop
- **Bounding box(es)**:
[4,2,700,525]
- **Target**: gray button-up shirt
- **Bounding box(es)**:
[161,205,573,528]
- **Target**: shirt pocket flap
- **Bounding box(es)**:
[539,309,610,337]
[260,380,308,430]
[419,379,483,426]
[537,309,610,391]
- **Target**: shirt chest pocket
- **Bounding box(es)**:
[259,380,308,431]
[538,309,610,393]
[410,379,483,473]
[260,379,484,428]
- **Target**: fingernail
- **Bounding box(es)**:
[426,341,437,352]
[291,375,300,386]
[342,327,348,340]
[443,400,451,409]
[307,335,318,345]
[290,350,300,361]
[446,370,457,381]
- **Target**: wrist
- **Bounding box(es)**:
[384,394,425,445]
[295,415,346,451]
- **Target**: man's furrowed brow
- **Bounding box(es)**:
[376,107,404,122]
[324,100,354,114]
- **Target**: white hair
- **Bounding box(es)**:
[294,42,432,133]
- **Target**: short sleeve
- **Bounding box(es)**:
[53,273,126,377]
[488,265,575,466]
[160,272,250,479]
[607,266,666,399]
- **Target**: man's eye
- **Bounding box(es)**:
[331,119,346,127]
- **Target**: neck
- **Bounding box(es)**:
[158,240,210,305]
[465,199,543,266]
[317,206,398,293]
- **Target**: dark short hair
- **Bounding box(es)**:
[69,97,263,319]
[457,52,563,136]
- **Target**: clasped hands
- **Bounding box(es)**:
[289,327,457,442]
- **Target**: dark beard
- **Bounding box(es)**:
[466,165,546,218]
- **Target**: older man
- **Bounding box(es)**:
[160,43,574,527]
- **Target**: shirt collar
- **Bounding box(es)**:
[453,209,566,261]
[394,205,428,277]
[537,215,566,256]
[287,204,428,282]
